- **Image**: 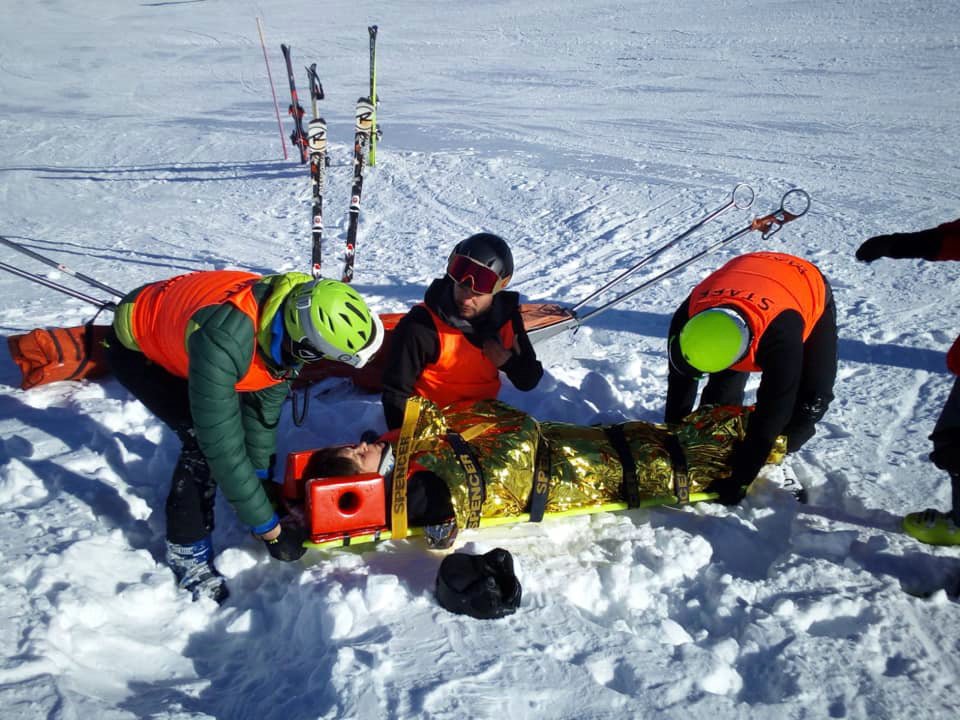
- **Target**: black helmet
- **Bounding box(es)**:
[449,233,514,281]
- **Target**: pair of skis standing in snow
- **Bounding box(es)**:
[278,27,380,284]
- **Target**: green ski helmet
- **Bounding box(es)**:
[677,307,751,374]
[283,279,384,367]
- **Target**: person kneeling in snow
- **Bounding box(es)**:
[306,398,787,548]
[106,271,383,603]
[665,252,838,505]
[380,233,543,430]
[856,218,960,545]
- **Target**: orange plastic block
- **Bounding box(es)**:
[283,449,319,501]
[284,448,388,542]
[306,473,387,542]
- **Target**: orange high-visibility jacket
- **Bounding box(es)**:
[687,252,827,373]
[412,305,515,408]
[131,270,282,391]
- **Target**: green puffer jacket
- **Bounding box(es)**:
[117,272,308,530]
[186,275,307,530]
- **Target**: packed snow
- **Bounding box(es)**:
[1,1,958,718]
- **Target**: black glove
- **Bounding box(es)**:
[705,475,749,506]
[263,523,308,561]
[856,229,940,262]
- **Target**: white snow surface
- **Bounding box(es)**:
[1,1,959,718]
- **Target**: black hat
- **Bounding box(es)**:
[435,548,522,619]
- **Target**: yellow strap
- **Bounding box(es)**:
[390,396,424,539]
[459,422,494,442]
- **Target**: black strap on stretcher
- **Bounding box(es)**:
[528,435,551,522]
[604,425,641,508]
[445,431,486,529]
[663,435,690,504]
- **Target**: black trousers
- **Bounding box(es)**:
[930,374,960,516]
[931,375,960,475]
[699,289,838,452]
[106,331,217,545]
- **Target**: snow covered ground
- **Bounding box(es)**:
[1,1,959,718]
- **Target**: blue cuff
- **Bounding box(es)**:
[251,514,280,536]
[255,468,270,480]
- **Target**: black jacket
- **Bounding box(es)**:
[382,277,543,429]
[665,295,817,486]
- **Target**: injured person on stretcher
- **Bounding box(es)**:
[289,397,787,548]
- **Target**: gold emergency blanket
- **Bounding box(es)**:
[403,399,785,530]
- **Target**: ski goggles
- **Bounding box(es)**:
[446,254,510,295]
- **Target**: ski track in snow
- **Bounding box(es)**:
[1,1,960,719]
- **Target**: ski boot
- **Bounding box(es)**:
[902,509,960,546]
[165,536,230,604]
[424,518,459,550]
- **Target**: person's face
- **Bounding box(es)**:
[452,281,495,319]
[337,441,385,474]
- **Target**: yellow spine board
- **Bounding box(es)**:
[306,490,719,550]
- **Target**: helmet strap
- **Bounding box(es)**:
[268,311,300,368]
[268,312,284,364]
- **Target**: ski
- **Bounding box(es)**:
[305,63,327,278]
[368,25,379,166]
[280,43,308,164]
[342,96,374,283]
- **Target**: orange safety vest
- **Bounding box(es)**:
[688,252,827,373]
[131,271,283,391]
[412,305,515,409]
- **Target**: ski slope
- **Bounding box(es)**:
[0,1,958,718]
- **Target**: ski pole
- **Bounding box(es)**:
[574,188,811,327]
[570,183,755,313]
[255,17,288,161]
[0,260,117,311]
[0,235,125,297]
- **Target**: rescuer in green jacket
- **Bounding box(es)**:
[106,270,383,603]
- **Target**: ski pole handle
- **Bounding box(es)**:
[750,188,811,239]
